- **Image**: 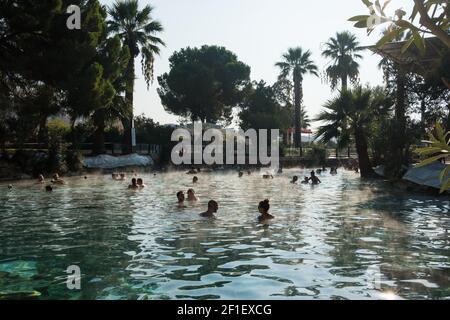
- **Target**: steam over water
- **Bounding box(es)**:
[1,169,449,300]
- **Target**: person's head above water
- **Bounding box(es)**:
[292,176,299,183]
[8,184,12,190]
[38,174,45,182]
[137,178,144,186]
[208,200,218,213]
[131,178,137,186]
[187,188,197,201]
[45,185,53,192]
[310,171,316,176]
[193,176,198,183]
[177,191,185,203]
[258,199,270,214]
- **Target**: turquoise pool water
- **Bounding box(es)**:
[0,169,449,300]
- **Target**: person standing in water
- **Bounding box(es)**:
[309,171,321,185]
[177,191,185,206]
[291,176,299,184]
[128,178,139,190]
[258,199,274,222]
[51,173,65,185]
[38,174,45,184]
[200,200,218,218]
[137,178,146,188]
[187,189,198,202]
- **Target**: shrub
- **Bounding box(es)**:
[305,144,328,166]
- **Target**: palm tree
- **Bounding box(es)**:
[108,0,165,154]
[300,109,311,129]
[275,47,318,156]
[315,86,388,178]
[322,31,363,91]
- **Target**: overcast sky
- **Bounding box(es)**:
[100,0,413,128]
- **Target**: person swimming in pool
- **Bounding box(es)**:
[239,171,244,178]
[187,189,198,202]
[128,178,139,190]
[177,191,185,206]
[45,185,53,192]
[137,178,146,188]
[200,200,218,218]
[187,167,197,174]
[309,171,321,185]
[8,184,13,190]
[291,176,299,184]
[37,174,45,184]
[51,173,65,185]
[301,176,310,184]
[258,199,274,222]
[330,167,338,175]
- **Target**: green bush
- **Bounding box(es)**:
[47,119,70,173]
[305,144,328,166]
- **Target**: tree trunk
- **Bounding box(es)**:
[354,127,374,178]
[122,56,135,154]
[93,109,106,155]
[395,65,407,166]
[420,97,427,133]
[341,75,348,91]
[293,71,301,155]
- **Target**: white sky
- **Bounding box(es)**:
[100,0,414,128]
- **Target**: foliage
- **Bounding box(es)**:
[315,86,391,177]
[322,31,364,90]
[415,122,450,193]
[158,45,251,124]
[275,47,318,150]
[108,0,165,87]
[239,81,291,132]
[350,0,450,50]
[305,144,328,166]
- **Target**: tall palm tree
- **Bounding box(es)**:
[108,0,165,154]
[322,31,363,91]
[275,47,318,156]
[315,86,388,178]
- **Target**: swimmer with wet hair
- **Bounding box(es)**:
[137,178,145,188]
[45,185,53,192]
[291,176,299,184]
[187,189,198,202]
[38,174,45,184]
[128,178,139,190]
[200,200,218,218]
[187,168,197,174]
[301,176,310,184]
[330,167,338,175]
[310,171,321,185]
[239,171,244,178]
[8,184,13,190]
[177,191,185,205]
[258,199,274,222]
[51,173,65,185]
